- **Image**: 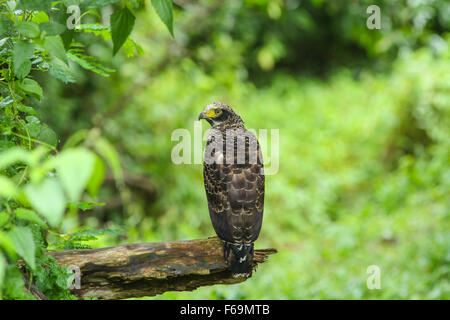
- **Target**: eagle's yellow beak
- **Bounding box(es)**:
[198,108,220,120]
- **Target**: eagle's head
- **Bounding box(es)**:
[198,102,244,128]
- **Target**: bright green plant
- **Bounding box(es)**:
[0,0,174,299]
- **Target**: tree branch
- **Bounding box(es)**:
[21,272,47,300]
[48,237,277,300]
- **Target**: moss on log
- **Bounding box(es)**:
[48,237,277,299]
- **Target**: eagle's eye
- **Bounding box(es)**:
[203,107,224,119]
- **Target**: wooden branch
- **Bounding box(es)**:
[22,272,47,300]
[48,237,277,300]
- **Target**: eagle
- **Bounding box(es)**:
[198,102,264,277]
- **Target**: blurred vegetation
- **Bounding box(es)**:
[1,0,449,299]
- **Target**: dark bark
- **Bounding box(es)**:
[21,272,47,300]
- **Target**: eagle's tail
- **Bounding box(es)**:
[224,242,254,278]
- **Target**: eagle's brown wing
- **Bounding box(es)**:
[203,129,264,245]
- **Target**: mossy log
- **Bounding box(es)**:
[48,237,277,300]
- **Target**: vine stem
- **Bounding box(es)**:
[10,131,58,153]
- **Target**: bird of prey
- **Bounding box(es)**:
[198,102,264,277]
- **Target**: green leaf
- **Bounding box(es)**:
[13,40,34,79]
[40,22,66,36]
[61,30,74,50]
[67,52,115,77]
[17,104,38,115]
[18,78,43,100]
[10,226,36,270]
[16,0,53,11]
[151,0,174,36]
[123,38,144,58]
[44,36,68,65]
[14,208,48,229]
[0,96,14,109]
[0,176,18,198]
[25,178,66,227]
[14,60,32,80]
[76,23,110,41]
[0,212,8,227]
[38,126,58,147]
[48,61,76,83]
[56,148,95,202]
[0,147,30,170]
[31,11,50,24]
[77,23,109,32]
[110,7,136,55]
[0,231,15,259]
[0,16,12,37]
[87,155,105,196]
[25,115,41,138]
[16,21,40,38]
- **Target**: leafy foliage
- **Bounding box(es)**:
[0,0,168,299]
[50,228,121,250]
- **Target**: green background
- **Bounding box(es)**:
[17,0,450,299]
